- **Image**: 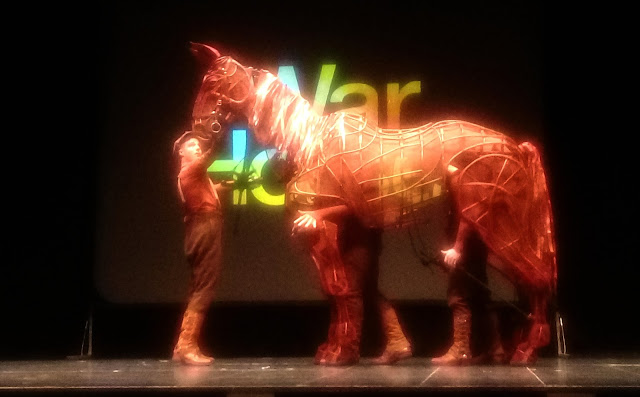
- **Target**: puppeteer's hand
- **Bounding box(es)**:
[219,179,235,188]
[441,248,461,270]
[291,211,322,235]
[247,172,262,187]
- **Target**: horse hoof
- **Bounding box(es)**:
[510,347,537,365]
[315,354,359,366]
[314,344,359,366]
[315,342,329,361]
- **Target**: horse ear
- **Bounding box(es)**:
[189,42,221,67]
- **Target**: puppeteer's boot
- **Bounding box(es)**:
[172,309,214,365]
[431,306,472,365]
[372,299,412,365]
[485,311,506,364]
[472,310,506,365]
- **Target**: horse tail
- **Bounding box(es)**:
[518,142,557,295]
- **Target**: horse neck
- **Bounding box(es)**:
[246,71,327,165]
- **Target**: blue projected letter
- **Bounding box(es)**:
[277,65,301,94]
[209,129,248,204]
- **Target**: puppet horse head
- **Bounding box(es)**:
[189,42,256,140]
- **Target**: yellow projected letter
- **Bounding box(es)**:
[330,83,378,125]
[387,81,421,129]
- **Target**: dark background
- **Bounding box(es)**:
[3,1,637,361]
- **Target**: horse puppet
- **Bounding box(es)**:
[185,42,557,365]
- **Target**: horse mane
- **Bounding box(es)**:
[250,72,347,168]
[193,48,367,169]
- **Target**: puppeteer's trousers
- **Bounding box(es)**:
[447,230,498,356]
[183,211,223,313]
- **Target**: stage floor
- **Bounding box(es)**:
[1,357,639,396]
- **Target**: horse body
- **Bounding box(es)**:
[188,43,556,364]
[278,111,555,293]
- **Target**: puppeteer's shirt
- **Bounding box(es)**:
[178,157,221,216]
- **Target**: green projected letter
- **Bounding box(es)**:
[312,64,336,115]
[208,129,248,205]
[250,149,285,206]
[208,129,285,206]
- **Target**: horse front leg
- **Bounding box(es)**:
[306,220,363,365]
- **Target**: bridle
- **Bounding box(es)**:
[192,98,224,136]
[192,57,259,138]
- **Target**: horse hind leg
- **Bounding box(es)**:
[509,142,555,364]
[450,151,554,365]
[478,236,552,365]
[510,288,551,365]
